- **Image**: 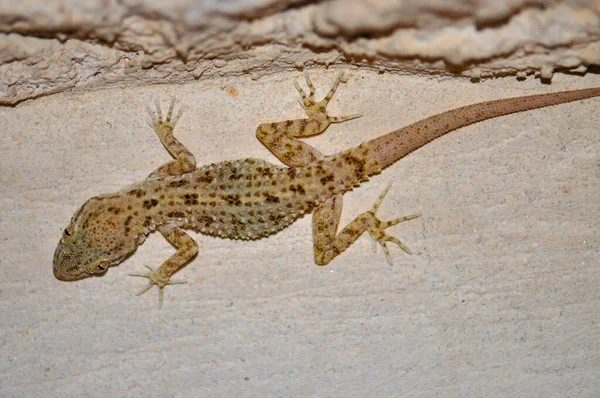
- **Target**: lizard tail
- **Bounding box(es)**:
[366,87,600,172]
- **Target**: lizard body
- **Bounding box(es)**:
[53,73,600,306]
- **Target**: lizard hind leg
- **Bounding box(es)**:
[295,71,363,125]
[367,183,421,265]
[256,72,362,167]
[313,183,421,266]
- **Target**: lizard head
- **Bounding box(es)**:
[53,195,143,281]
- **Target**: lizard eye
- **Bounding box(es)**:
[64,225,74,237]
[95,261,108,272]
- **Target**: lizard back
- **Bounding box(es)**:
[133,144,379,240]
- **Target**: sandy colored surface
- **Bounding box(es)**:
[1,70,599,396]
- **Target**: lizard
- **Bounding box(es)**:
[53,72,600,307]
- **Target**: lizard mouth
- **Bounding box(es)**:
[53,269,87,281]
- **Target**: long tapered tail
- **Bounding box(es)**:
[366,88,600,171]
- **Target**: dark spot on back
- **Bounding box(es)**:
[128,189,146,198]
[199,215,214,226]
[221,194,242,206]
[143,198,159,209]
[286,168,297,180]
[196,171,215,184]
[289,184,306,194]
[320,175,334,184]
[168,179,188,188]
[263,193,280,203]
[183,193,199,205]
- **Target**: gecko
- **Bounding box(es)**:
[53,72,600,306]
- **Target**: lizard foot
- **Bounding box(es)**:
[129,264,186,309]
[294,71,362,123]
[145,95,184,132]
[367,183,421,266]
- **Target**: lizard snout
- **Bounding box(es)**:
[53,244,88,281]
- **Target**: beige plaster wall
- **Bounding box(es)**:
[1,1,599,396]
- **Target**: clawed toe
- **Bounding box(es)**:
[128,265,186,308]
[145,96,184,130]
[330,113,363,123]
[294,71,361,124]
[368,183,421,265]
[370,231,413,266]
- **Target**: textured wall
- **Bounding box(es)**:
[1,2,600,397]
[1,0,600,103]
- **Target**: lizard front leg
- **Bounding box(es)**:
[146,96,196,177]
[256,72,362,167]
[313,184,421,266]
[129,225,198,307]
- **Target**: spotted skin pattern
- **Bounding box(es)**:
[53,73,600,306]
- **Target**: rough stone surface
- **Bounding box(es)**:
[1,0,599,103]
